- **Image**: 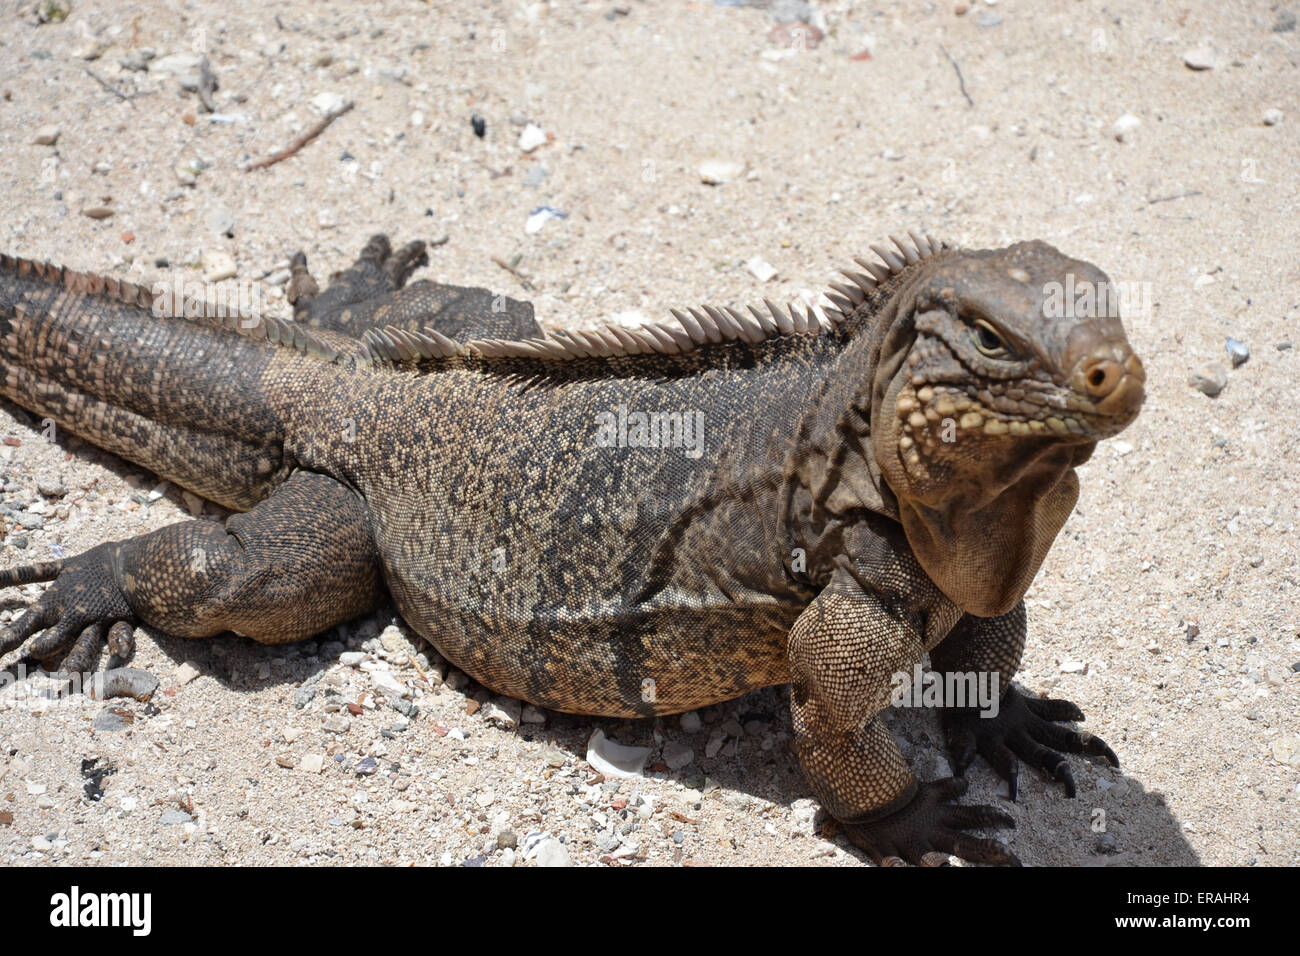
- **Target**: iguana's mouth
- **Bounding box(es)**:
[894,347,1144,462]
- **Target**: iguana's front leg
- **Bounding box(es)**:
[0,471,383,671]
[930,604,1119,800]
[788,561,1017,866]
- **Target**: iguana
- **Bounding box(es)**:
[0,231,1144,865]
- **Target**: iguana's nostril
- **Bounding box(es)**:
[1084,360,1120,396]
[1073,348,1144,419]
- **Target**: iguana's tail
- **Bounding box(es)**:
[0,254,321,511]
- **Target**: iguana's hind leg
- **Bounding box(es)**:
[288,234,541,341]
[0,471,383,672]
[931,603,1119,801]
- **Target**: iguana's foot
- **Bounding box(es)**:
[0,543,136,673]
[288,234,429,318]
[840,777,1019,866]
[942,685,1119,800]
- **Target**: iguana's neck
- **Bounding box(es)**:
[781,289,914,588]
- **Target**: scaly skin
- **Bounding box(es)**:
[0,233,1144,865]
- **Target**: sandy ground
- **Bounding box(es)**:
[0,0,1296,867]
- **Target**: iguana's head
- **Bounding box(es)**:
[871,239,1145,616]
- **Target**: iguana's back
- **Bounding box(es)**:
[306,329,856,715]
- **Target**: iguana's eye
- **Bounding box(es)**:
[972,319,1010,358]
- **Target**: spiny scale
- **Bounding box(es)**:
[393,228,949,366]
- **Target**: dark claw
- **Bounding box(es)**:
[107,620,135,660]
[942,685,1119,799]
[1023,695,1085,723]
[841,777,1019,867]
[1081,731,1120,768]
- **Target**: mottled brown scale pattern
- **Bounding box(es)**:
[0,233,1143,865]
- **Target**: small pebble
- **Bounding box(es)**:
[1263,108,1284,126]
[587,729,650,778]
[174,160,201,187]
[389,698,417,718]
[311,92,347,115]
[1225,338,1249,367]
[1111,113,1141,142]
[698,158,746,185]
[370,670,408,699]
[483,698,521,729]
[517,123,548,153]
[663,742,694,770]
[1183,46,1218,71]
[92,709,130,732]
[1271,736,1300,768]
[201,250,236,282]
[206,205,235,236]
[745,256,778,282]
[524,206,567,234]
[471,114,486,138]
[171,661,201,686]
[32,125,60,146]
[1188,362,1228,397]
[119,49,153,71]
[322,714,351,733]
[533,837,571,867]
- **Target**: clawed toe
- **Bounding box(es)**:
[841,778,1020,867]
[943,686,1119,800]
